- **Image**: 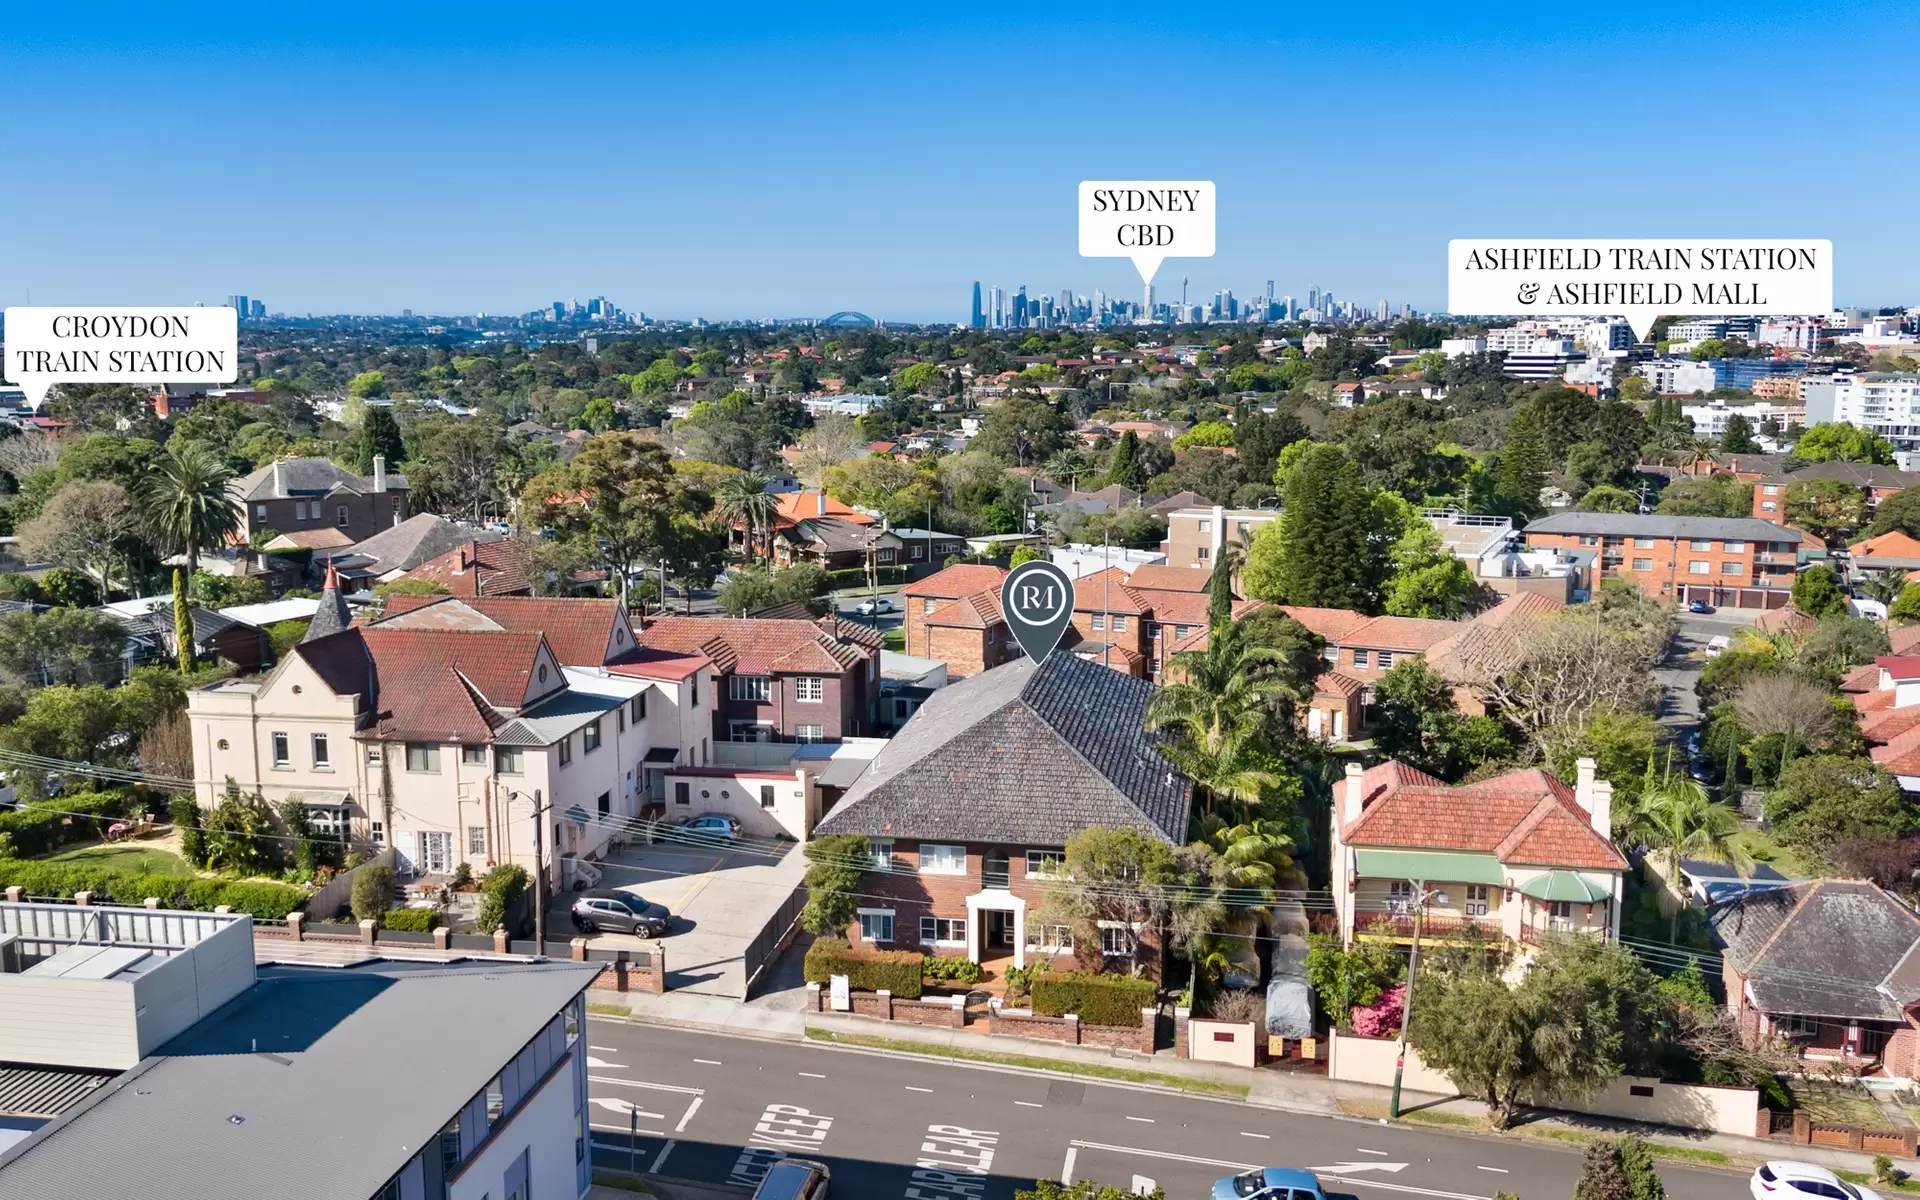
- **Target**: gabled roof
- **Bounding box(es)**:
[1124,565,1213,594]
[358,627,557,743]
[376,595,635,667]
[815,654,1190,846]
[1072,567,1151,615]
[1757,460,1920,489]
[1850,531,1920,561]
[232,457,409,501]
[1344,761,1625,871]
[781,516,899,554]
[401,539,531,597]
[1878,656,1920,682]
[771,491,873,527]
[332,514,501,576]
[636,614,880,676]
[1709,880,1920,1019]
[925,591,1004,629]
[903,563,1008,600]
[1894,625,1920,656]
[262,527,355,550]
[1277,606,1373,643]
[1342,614,1460,653]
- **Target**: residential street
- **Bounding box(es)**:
[584,1019,1752,1199]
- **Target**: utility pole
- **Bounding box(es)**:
[1390,881,1446,1118]
[522,789,550,956]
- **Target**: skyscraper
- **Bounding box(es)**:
[227,295,249,318]
[989,286,1004,328]
[970,282,984,329]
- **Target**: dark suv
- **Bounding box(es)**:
[569,889,670,937]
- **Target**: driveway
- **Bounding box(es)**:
[1655,611,1762,729]
[551,841,805,1000]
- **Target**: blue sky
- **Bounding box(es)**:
[1,1,1912,322]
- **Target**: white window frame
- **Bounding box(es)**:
[730,674,773,703]
[920,916,967,946]
[868,838,894,870]
[1688,560,1712,575]
[1110,614,1127,633]
[467,825,487,855]
[857,909,895,944]
[795,724,824,743]
[1090,612,1106,631]
[918,843,966,875]
[1025,849,1066,878]
[1723,540,1746,552]
[461,744,485,765]
[310,732,330,769]
[1632,558,1653,571]
[1632,537,1655,548]
[1689,539,1714,551]
[1352,648,1370,667]
[1465,884,1489,917]
[495,746,523,775]
[582,719,602,753]
[271,731,290,767]
[1377,651,1394,669]
[795,676,824,703]
[1098,922,1137,957]
[1026,923,1074,951]
[335,505,349,527]
[1723,561,1743,575]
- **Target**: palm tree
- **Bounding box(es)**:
[715,472,778,562]
[1617,762,1757,940]
[142,443,240,672]
[1195,816,1301,892]
[1860,568,1907,606]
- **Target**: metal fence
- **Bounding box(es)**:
[742,885,806,999]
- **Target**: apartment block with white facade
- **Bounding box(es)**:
[1829,374,1920,465]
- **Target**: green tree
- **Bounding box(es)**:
[1033,827,1175,976]
[347,370,388,399]
[1784,478,1869,545]
[1655,474,1752,518]
[1303,932,1404,1025]
[1864,486,1920,538]
[1720,414,1759,454]
[140,443,241,672]
[1792,422,1894,464]
[799,833,869,935]
[1496,405,1550,518]
[1893,583,1920,625]
[1147,619,1295,820]
[171,794,207,867]
[355,407,407,475]
[1790,564,1849,618]
[0,607,133,686]
[1799,615,1890,676]
[1207,541,1242,625]
[892,362,941,394]
[521,433,712,606]
[1105,430,1146,490]
[204,778,279,874]
[1616,771,1755,936]
[1016,1182,1164,1200]
[1261,444,1376,610]
[1765,756,1913,856]
[1008,545,1045,567]
[1575,1140,1634,1200]
[973,396,1071,467]
[1577,485,1640,514]
[37,568,99,608]
[1381,506,1479,619]
[1173,420,1235,450]
[1372,659,1515,780]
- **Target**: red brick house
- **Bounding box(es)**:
[813,654,1192,975]
[399,539,533,597]
[1711,880,1920,1079]
[902,563,1010,671]
[635,614,883,743]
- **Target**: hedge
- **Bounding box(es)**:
[1031,971,1157,1026]
[803,937,924,999]
[0,792,132,858]
[922,956,983,984]
[383,907,440,932]
[477,864,528,934]
[0,859,305,919]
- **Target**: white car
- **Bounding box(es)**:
[1752,1161,1882,1200]
[854,598,895,616]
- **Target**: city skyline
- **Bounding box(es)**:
[2,3,1915,318]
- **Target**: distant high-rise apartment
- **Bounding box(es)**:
[227,294,249,319]
[970,282,985,328]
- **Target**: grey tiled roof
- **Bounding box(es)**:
[1708,880,1920,1020]
[231,457,408,501]
[816,653,1191,846]
[1755,460,1920,489]
[1524,512,1793,541]
[334,514,501,574]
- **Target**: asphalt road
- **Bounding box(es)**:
[584,1019,1752,1200]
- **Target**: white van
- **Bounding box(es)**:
[1705,635,1732,659]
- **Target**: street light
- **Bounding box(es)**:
[1389,881,1449,1119]
[507,789,550,956]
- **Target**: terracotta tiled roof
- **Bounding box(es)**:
[1344,760,1625,870]
[1893,626,1920,656]
[1872,724,1920,771]
[903,563,1008,599]
[1125,565,1213,594]
[1138,590,1212,626]
[1754,606,1818,635]
[377,595,633,667]
[1277,606,1372,643]
[771,491,873,527]
[1316,669,1365,699]
[636,615,879,677]
[266,527,355,550]
[1859,688,1897,713]
[610,649,709,683]
[925,592,1004,629]
[1863,706,1920,744]
[1881,656,1920,682]
[402,540,532,597]
[356,627,555,743]
[1842,663,1884,694]
[1851,531,1920,560]
[1343,615,1460,653]
[1071,567,1152,615]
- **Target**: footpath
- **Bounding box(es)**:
[596,988,1910,1182]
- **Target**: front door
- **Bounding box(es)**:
[984,910,1014,953]
[418,831,453,875]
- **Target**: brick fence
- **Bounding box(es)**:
[804,984,967,1027]
[806,984,1153,1048]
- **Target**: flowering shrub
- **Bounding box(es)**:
[1351,983,1405,1038]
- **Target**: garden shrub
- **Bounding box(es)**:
[803,937,925,999]
[477,864,528,933]
[217,880,304,919]
[1031,971,1156,1026]
[0,860,301,917]
[383,906,440,932]
[922,956,984,984]
[350,865,395,923]
[0,791,128,857]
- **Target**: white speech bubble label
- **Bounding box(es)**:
[1079,181,1215,286]
[1447,240,1833,343]
[3,306,240,411]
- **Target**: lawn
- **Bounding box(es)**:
[1789,1080,1892,1130]
[804,1028,1248,1100]
[44,842,194,876]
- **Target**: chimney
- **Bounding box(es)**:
[273,459,285,496]
[816,492,825,517]
[1573,756,1614,835]
[1589,779,1614,839]
[1342,762,1366,829]
[373,455,388,493]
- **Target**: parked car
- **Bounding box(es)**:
[1706,634,1732,658]
[568,889,671,937]
[1213,1167,1327,1200]
[855,598,895,616]
[753,1158,829,1198]
[1752,1161,1881,1200]
[676,813,741,844]
[1688,599,1714,614]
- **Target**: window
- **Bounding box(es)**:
[1465,885,1489,916]
[1687,560,1712,575]
[335,505,349,527]
[1387,879,1415,902]
[1026,924,1073,950]
[294,501,307,520]
[690,674,699,706]
[1689,539,1714,551]
[760,785,776,809]
[1197,519,1212,533]
[878,548,896,564]
[730,675,772,702]
[1547,899,1573,928]
[1761,501,1777,512]
[1323,644,1338,662]
[311,733,330,768]
[1723,561,1743,575]
[597,791,610,816]
[1099,925,1132,956]
[371,820,385,848]
[583,719,602,753]
[919,843,966,875]
[271,731,290,766]
[911,543,925,559]
[869,838,894,869]
[1090,612,1106,631]
[1026,849,1066,877]
[405,742,438,772]
[495,746,522,775]
[1376,651,1394,669]
[922,598,938,614]
[616,706,625,732]
[795,676,824,703]
[1632,537,1655,548]
[857,909,895,943]
[674,781,690,805]
[461,744,485,765]
[557,736,572,766]
[1352,649,1370,667]
[1110,615,1127,633]
[467,825,487,855]
[1762,484,1779,495]
[1723,540,1747,552]
[1196,546,1210,560]
[921,916,967,945]
[795,724,824,743]
[1632,557,1653,571]
[630,693,646,722]
[254,503,266,520]
[1578,534,1599,546]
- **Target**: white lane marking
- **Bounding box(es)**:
[587,1055,625,1069]
[675,1096,703,1133]
[1069,1142,1492,1200]
[1239,1131,1272,1139]
[905,1085,933,1092]
[590,1044,619,1051]
[694,1058,723,1065]
[914,1124,999,1181]
[590,1076,705,1095]
[1476,1166,1510,1174]
[1358,1148,1391,1155]
[590,1098,666,1121]
[1015,1100,1043,1108]
[1060,1145,1078,1184]
[591,1128,665,1140]
[798,1071,826,1078]
[1124,1115,1153,1123]
[1132,1177,1157,1195]
[650,1140,677,1174]
[1314,1162,1409,1174]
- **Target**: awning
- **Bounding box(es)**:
[1517,871,1612,902]
[1352,850,1506,886]
[643,748,681,764]
[564,804,591,826]
[286,789,350,809]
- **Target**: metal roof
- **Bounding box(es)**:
[1524,512,1795,541]
[1352,849,1506,886]
[0,1068,112,1120]
[0,959,602,1200]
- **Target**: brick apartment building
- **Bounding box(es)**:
[902,564,1014,677]
[636,613,884,743]
[814,653,1191,975]
[1522,512,1802,608]
[230,455,409,545]
[1750,460,1920,525]
[1161,505,1281,571]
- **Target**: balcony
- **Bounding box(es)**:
[1519,921,1607,946]
[1358,912,1498,941]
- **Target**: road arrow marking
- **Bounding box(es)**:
[1316,1163,1411,1174]
[587,1055,625,1068]
[591,1098,667,1121]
